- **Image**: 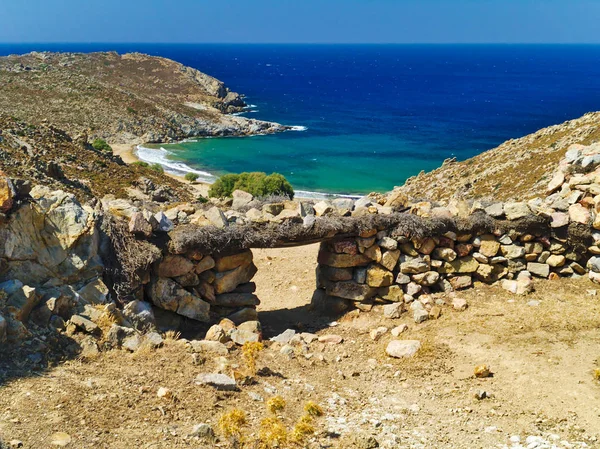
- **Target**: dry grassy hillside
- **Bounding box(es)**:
[389,111,600,203]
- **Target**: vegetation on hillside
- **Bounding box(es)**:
[209,172,294,199]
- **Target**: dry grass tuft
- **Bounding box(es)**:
[304,401,324,417]
[164,330,181,341]
[266,395,286,414]
[594,368,600,381]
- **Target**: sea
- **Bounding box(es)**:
[2,44,600,197]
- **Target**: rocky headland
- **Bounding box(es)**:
[0,51,289,144]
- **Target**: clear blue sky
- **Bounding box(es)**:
[1,0,598,44]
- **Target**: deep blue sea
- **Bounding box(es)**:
[2,44,600,195]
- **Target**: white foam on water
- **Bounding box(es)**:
[290,125,308,131]
[135,145,216,182]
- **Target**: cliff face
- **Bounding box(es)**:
[0,51,287,143]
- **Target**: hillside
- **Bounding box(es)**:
[0,114,192,201]
[0,51,287,144]
[387,111,600,203]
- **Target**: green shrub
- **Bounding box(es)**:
[185,172,199,182]
[149,163,164,173]
[208,173,240,198]
[132,161,149,168]
[92,138,112,153]
[208,172,294,199]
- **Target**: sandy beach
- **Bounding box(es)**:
[111,143,211,197]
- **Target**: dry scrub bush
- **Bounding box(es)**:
[219,409,247,445]
[291,415,315,444]
[242,341,264,375]
[304,401,323,417]
[258,416,288,448]
[266,395,286,414]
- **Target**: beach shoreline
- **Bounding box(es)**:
[111,143,364,201]
[111,143,211,197]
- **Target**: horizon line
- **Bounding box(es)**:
[2,42,600,46]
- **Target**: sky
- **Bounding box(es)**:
[0,0,599,44]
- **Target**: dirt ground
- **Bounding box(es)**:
[1,244,600,448]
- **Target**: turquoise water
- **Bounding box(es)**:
[139,132,442,197]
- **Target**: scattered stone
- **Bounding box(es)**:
[369,326,388,341]
[270,329,296,344]
[50,432,72,447]
[189,423,215,441]
[157,386,172,399]
[386,340,421,358]
[391,324,408,336]
[474,364,491,378]
[383,302,403,319]
[452,297,468,311]
[190,340,229,356]
[195,373,238,391]
[318,334,343,344]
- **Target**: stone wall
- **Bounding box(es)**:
[4,141,600,346]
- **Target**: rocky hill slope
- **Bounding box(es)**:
[0,51,288,143]
[386,112,600,204]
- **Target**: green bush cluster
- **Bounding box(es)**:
[185,172,199,182]
[131,160,164,174]
[208,172,294,199]
[91,138,112,153]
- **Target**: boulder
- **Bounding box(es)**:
[527,262,550,278]
[313,201,334,216]
[214,263,258,294]
[195,256,215,274]
[128,212,153,237]
[157,255,194,278]
[123,300,156,331]
[230,329,260,345]
[0,172,15,213]
[366,265,393,287]
[326,281,376,301]
[386,340,421,358]
[148,277,210,322]
[195,373,237,391]
[412,271,440,286]
[77,278,109,305]
[190,340,229,355]
[228,307,258,325]
[400,257,430,274]
[383,302,403,319]
[380,250,401,271]
[214,293,260,307]
[546,172,565,194]
[504,202,530,220]
[478,235,500,258]
[232,190,254,210]
[215,250,253,272]
[6,285,40,321]
[568,204,590,224]
[317,250,371,268]
[154,211,174,232]
[69,315,99,334]
[205,206,228,228]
